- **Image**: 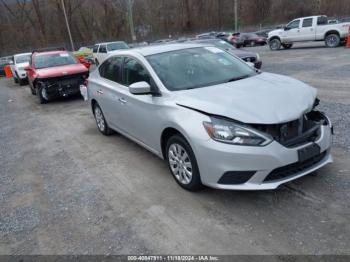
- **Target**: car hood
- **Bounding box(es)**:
[174,73,317,124]
[36,63,88,78]
[16,62,29,69]
[228,49,256,59]
[268,29,283,38]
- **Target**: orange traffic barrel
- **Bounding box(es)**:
[4,65,13,78]
[346,26,350,48]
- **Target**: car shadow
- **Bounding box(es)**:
[44,94,84,105]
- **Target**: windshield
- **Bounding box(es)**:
[147,47,255,91]
[107,42,129,51]
[15,54,31,64]
[35,53,77,69]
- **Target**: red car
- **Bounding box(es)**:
[228,33,267,48]
[26,50,89,103]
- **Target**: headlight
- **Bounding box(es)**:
[203,117,272,146]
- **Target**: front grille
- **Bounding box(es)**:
[264,151,327,182]
[242,57,256,63]
[45,72,88,86]
[42,72,88,97]
[251,112,326,148]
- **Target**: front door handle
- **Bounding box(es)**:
[119,98,127,104]
[97,90,103,95]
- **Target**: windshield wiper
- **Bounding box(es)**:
[226,75,251,83]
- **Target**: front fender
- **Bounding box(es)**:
[159,104,211,157]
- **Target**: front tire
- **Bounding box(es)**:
[37,84,49,104]
[93,103,113,136]
[269,38,281,51]
[30,83,36,95]
[19,78,26,86]
[166,135,203,191]
[325,34,340,48]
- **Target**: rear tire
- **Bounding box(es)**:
[93,103,113,136]
[166,135,204,191]
[269,38,281,51]
[325,34,340,48]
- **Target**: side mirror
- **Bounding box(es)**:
[129,81,151,95]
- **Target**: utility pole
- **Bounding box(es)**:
[61,0,75,51]
[126,0,136,42]
[234,0,238,32]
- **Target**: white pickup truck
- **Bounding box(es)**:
[268,15,350,50]
[92,41,129,65]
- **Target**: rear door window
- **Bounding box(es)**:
[99,56,123,83]
[302,18,313,27]
[317,16,328,25]
[99,44,107,53]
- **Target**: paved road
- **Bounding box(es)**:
[0,44,349,255]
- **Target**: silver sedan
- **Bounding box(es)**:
[82,43,333,191]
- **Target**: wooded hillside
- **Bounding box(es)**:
[1,0,349,55]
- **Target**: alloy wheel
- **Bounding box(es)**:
[94,106,105,132]
[168,143,193,185]
[270,39,281,50]
[326,35,339,47]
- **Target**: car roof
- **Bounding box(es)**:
[34,50,69,56]
[109,43,207,56]
[96,41,126,45]
[14,52,32,58]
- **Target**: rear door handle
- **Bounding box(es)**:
[119,98,127,104]
[97,90,103,95]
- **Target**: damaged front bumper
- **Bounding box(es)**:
[37,73,88,100]
[193,112,333,190]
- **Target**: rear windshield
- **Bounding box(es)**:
[34,53,77,69]
[107,42,129,51]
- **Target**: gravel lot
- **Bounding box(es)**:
[0,42,350,255]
